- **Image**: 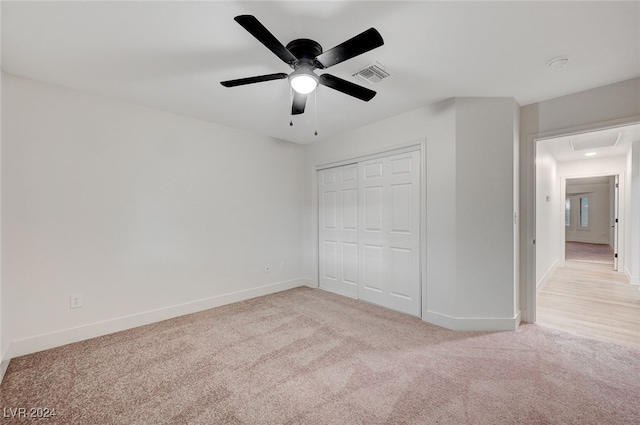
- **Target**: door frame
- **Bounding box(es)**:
[614,174,620,271]
[315,140,427,318]
[526,116,640,324]
[559,173,623,270]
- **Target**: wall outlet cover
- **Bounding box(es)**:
[70,294,83,309]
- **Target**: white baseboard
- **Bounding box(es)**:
[625,266,639,287]
[304,279,319,289]
[0,351,10,383]
[624,266,631,282]
[424,310,521,331]
[423,310,457,330]
[4,278,310,364]
[536,259,559,291]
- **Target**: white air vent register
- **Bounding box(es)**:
[353,62,390,84]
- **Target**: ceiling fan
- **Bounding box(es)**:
[220,15,384,115]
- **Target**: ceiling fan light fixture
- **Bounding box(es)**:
[290,72,318,95]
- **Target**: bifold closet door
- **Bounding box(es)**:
[318,165,359,298]
[358,150,421,317]
[318,150,421,316]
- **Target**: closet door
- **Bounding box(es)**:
[358,151,421,316]
[318,165,359,298]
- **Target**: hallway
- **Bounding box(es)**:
[537,260,640,348]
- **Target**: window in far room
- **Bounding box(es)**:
[565,194,591,231]
[579,196,589,228]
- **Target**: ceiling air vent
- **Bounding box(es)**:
[569,132,621,151]
[353,62,390,84]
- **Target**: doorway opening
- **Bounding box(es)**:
[533,124,640,348]
[564,175,618,269]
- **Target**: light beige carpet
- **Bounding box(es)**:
[2,287,639,424]
[565,241,614,264]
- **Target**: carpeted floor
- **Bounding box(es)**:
[565,241,614,264]
[2,287,639,424]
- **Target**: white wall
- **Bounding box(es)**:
[520,77,640,323]
[565,181,610,244]
[1,74,307,359]
[535,142,560,287]
[423,101,457,319]
[453,98,519,323]
[305,97,519,331]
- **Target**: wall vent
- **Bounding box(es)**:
[352,62,390,84]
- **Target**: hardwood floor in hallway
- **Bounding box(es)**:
[536,260,640,349]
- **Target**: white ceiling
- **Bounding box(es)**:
[540,123,640,163]
[2,1,639,144]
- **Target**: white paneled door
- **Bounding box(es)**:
[319,164,359,298]
[318,150,421,317]
[358,151,421,316]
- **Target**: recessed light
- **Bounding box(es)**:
[584,152,597,157]
[548,57,570,70]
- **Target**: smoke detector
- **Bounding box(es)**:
[353,62,390,84]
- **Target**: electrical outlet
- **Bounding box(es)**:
[280,261,285,270]
[265,264,270,273]
[70,294,83,309]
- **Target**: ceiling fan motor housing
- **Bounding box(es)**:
[285,38,323,69]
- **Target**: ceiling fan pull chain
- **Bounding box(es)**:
[314,89,318,136]
[290,86,294,127]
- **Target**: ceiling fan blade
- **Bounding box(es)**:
[291,92,307,115]
[314,28,384,69]
[319,74,376,101]
[234,15,298,66]
[220,73,288,87]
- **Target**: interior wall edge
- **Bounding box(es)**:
[4,277,309,362]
